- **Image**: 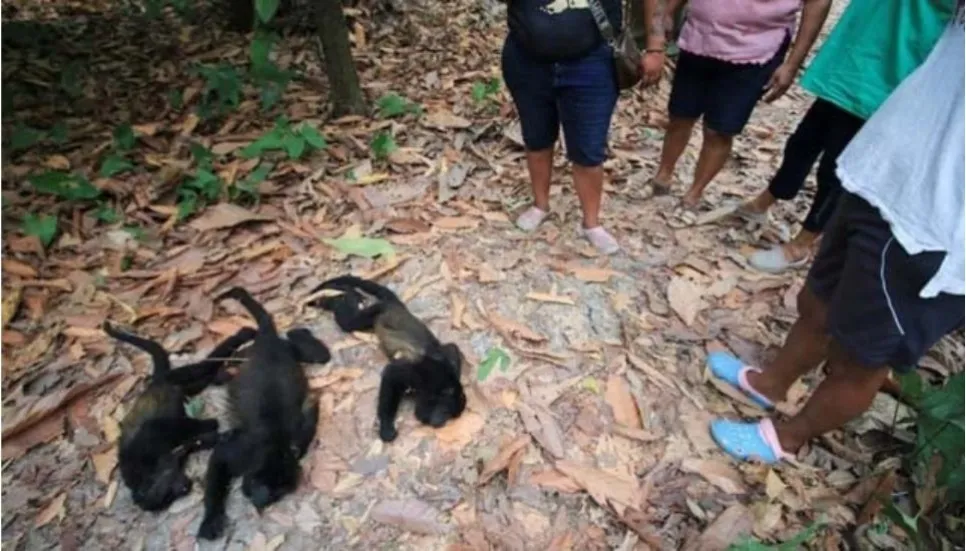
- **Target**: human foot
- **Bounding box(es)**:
[681,189,702,207]
[706,351,775,409]
[749,244,810,274]
[646,175,672,196]
[710,418,795,464]
[515,206,549,232]
[582,226,620,255]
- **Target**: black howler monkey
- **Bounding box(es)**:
[306,275,466,442]
[103,322,256,512]
[197,287,325,540]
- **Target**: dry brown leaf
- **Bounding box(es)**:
[92,448,118,484]
[605,375,641,429]
[434,216,480,230]
[666,276,706,326]
[450,293,466,329]
[424,111,472,129]
[189,203,271,232]
[856,470,897,526]
[529,469,583,493]
[680,458,747,494]
[3,258,38,278]
[477,263,506,283]
[3,372,123,440]
[750,502,783,539]
[625,354,675,392]
[103,480,119,509]
[764,470,786,500]
[517,402,564,458]
[371,499,450,535]
[1,411,65,460]
[487,312,546,343]
[249,532,286,551]
[555,460,640,510]
[34,492,66,528]
[570,266,618,283]
[434,411,484,450]
[478,435,531,486]
[43,154,71,170]
[610,425,662,442]
[685,504,753,551]
[3,286,23,327]
[526,292,576,306]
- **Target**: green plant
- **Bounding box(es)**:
[59,60,85,98]
[230,162,273,204]
[250,30,293,111]
[8,125,47,153]
[21,213,58,247]
[113,124,136,152]
[195,63,245,119]
[727,520,823,550]
[471,77,501,104]
[94,202,121,224]
[99,154,134,178]
[177,143,223,219]
[240,118,326,160]
[255,0,280,23]
[29,171,101,201]
[376,93,422,118]
[900,371,964,503]
[370,131,397,160]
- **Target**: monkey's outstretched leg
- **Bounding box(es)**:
[376,360,414,442]
[197,432,250,540]
[286,328,331,364]
[295,400,320,457]
[166,327,256,394]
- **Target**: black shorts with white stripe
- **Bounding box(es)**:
[806,192,964,370]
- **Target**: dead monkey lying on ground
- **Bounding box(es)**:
[103,322,256,512]
[307,275,466,442]
[197,287,327,540]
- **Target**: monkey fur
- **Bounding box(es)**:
[104,322,256,512]
[307,275,466,443]
[197,287,326,540]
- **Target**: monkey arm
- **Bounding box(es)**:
[198,432,253,540]
[167,327,257,395]
[285,328,331,365]
[377,360,416,442]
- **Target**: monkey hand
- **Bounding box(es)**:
[197,514,226,540]
[379,424,398,443]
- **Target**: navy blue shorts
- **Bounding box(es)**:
[501,36,618,167]
[807,193,964,370]
[668,38,788,135]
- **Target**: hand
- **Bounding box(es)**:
[762,62,797,103]
[640,51,665,87]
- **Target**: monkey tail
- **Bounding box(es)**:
[219,287,279,336]
[312,276,401,304]
[102,322,172,377]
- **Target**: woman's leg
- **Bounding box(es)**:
[682,127,733,206]
[557,44,620,253]
[501,35,559,231]
[652,50,705,191]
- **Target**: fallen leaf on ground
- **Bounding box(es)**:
[92,448,118,484]
[764,470,786,500]
[3,259,38,278]
[371,499,450,535]
[424,111,472,129]
[666,276,706,327]
[555,460,640,510]
[526,292,576,306]
[3,286,22,326]
[434,216,479,230]
[680,458,747,495]
[518,402,564,458]
[248,532,286,551]
[605,375,641,429]
[324,236,396,259]
[529,469,583,493]
[478,435,530,486]
[477,347,511,382]
[189,203,271,232]
[684,504,753,551]
[3,373,123,440]
[434,411,484,450]
[1,412,65,460]
[34,493,66,527]
[856,470,897,526]
[487,312,546,343]
[570,266,619,283]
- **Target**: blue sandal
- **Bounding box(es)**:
[710,418,794,464]
[707,351,774,409]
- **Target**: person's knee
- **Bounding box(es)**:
[702,125,733,144]
[797,285,828,331]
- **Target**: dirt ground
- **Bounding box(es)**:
[2,0,962,549]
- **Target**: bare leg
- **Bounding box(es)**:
[773,342,889,452]
[526,149,553,211]
[781,228,821,263]
[746,285,830,402]
[573,164,604,229]
[746,189,778,214]
[652,116,697,190]
[683,126,733,206]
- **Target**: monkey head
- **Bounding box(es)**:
[414,343,466,429]
[122,451,192,512]
[241,443,300,512]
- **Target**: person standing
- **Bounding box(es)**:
[707,11,964,464]
[503,0,666,254]
[647,0,830,207]
[741,0,958,273]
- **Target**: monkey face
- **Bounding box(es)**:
[414,363,466,428]
[127,456,192,511]
[242,448,300,512]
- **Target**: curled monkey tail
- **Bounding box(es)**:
[102,322,172,377]
[219,287,278,336]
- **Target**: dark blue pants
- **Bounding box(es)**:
[501,36,618,167]
[767,99,865,233]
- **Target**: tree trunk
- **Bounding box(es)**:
[315,0,367,117]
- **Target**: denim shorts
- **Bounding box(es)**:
[668,36,789,135]
[501,36,618,167]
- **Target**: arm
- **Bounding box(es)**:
[763,0,832,102]
[640,0,670,86]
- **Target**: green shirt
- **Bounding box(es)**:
[800,0,956,120]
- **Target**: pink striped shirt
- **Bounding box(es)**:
[678,0,802,64]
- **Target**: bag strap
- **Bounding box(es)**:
[587,0,617,45]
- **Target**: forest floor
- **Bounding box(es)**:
[1,0,962,550]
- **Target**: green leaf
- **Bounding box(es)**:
[377,93,409,118]
[184,396,205,418]
[21,213,58,247]
[370,131,397,160]
[477,347,511,382]
[9,125,46,153]
[282,133,306,159]
[879,499,922,550]
[167,89,184,110]
[323,236,395,259]
[471,82,487,104]
[299,124,327,149]
[123,225,147,241]
[189,142,215,168]
[29,171,101,201]
[250,30,276,70]
[113,124,136,152]
[187,169,223,200]
[94,202,121,224]
[120,254,134,272]
[99,154,134,178]
[255,0,280,23]
[580,377,600,394]
[177,191,199,221]
[49,121,69,145]
[240,128,286,158]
